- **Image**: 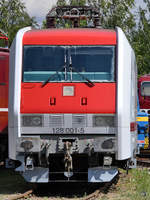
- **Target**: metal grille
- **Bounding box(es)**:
[93,115,115,127]
[72,115,86,127]
[49,115,64,127]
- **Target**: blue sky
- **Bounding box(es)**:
[22,0,145,26]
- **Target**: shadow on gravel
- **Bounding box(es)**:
[32,173,120,198]
[0,168,30,195]
[32,182,108,199]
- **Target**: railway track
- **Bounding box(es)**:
[137,157,150,167]
[137,148,150,167]
[140,149,150,155]
[9,176,118,200]
[6,190,33,200]
[82,179,118,200]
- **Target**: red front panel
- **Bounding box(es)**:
[21,83,116,114]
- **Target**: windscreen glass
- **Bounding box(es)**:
[141,82,150,96]
[23,45,115,82]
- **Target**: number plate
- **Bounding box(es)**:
[52,128,84,134]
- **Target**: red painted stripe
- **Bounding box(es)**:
[137,140,145,144]
[23,29,117,45]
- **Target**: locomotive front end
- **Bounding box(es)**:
[9,27,137,183]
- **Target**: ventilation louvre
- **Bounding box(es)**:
[49,115,64,127]
[72,115,86,127]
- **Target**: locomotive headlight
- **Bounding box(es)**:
[93,115,115,127]
[22,115,43,127]
[101,139,114,149]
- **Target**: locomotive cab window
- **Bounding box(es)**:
[141,82,150,96]
[23,45,115,82]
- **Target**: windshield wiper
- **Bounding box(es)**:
[41,55,67,88]
[69,56,95,87]
[70,66,95,87]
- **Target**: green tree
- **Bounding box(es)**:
[70,0,86,6]
[57,0,67,6]
[131,0,150,75]
[0,0,37,46]
[57,0,136,36]
[87,0,136,38]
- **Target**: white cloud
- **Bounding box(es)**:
[22,0,58,25]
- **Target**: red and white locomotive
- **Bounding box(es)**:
[9,27,137,182]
